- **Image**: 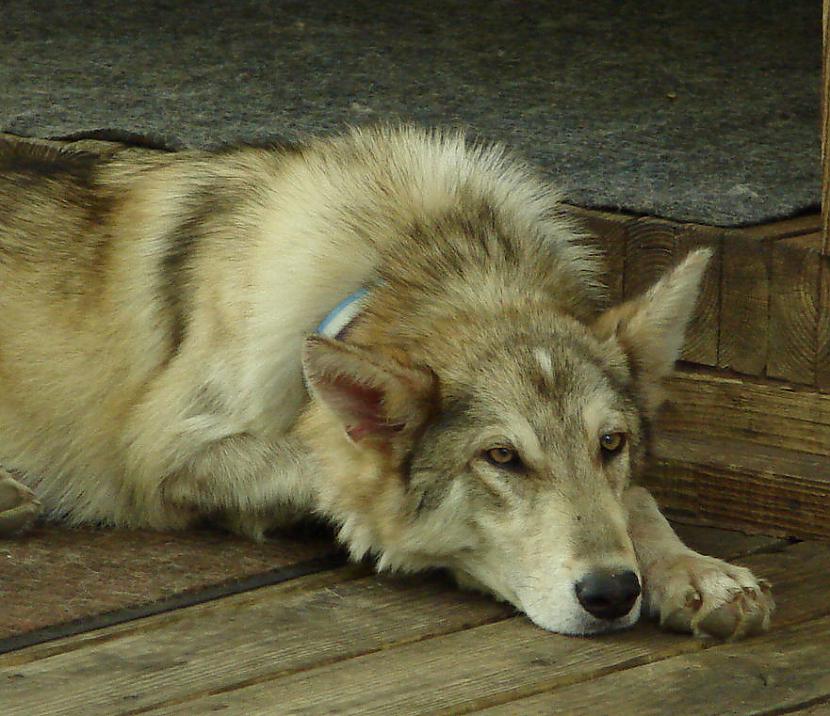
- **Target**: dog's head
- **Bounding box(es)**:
[301,249,710,635]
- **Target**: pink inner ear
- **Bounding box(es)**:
[326,375,404,441]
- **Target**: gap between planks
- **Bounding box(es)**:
[0,550,347,656]
[0,565,369,668]
[3,537,825,716]
[474,615,830,716]
[125,541,830,716]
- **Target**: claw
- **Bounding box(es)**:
[684,589,702,609]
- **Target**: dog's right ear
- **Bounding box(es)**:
[592,249,712,415]
[302,336,437,445]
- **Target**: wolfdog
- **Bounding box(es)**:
[0,127,772,638]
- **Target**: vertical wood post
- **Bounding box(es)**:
[818,0,830,388]
[823,0,830,252]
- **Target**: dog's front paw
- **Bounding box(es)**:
[644,552,774,640]
[0,472,41,535]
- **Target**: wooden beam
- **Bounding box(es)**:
[651,368,830,539]
[820,0,830,391]
[823,0,830,254]
[717,235,770,375]
[739,214,822,241]
[678,225,722,366]
[766,241,820,385]
[644,431,830,540]
[623,217,678,299]
[818,254,830,391]
[662,369,830,458]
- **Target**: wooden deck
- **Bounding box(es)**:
[3,524,830,716]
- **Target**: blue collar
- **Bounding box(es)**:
[316,287,370,339]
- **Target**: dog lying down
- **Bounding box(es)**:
[0,127,772,638]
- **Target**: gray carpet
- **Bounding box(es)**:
[0,0,821,226]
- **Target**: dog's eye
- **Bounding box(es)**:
[485,446,522,469]
[600,432,626,458]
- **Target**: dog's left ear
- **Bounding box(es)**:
[593,249,712,415]
[302,335,437,444]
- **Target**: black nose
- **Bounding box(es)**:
[574,569,641,620]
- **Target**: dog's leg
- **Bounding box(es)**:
[158,432,316,541]
[624,485,774,639]
[0,468,41,536]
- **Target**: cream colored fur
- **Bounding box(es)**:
[0,128,772,637]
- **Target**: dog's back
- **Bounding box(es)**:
[0,128,599,528]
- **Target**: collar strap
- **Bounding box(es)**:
[316,287,370,339]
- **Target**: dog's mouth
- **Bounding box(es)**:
[521,597,642,637]
[510,568,643,637]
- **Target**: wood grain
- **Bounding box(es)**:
[623,217,679,299]
[677,225,722,366]
[778,230,823,251]
[572,207,825,381]
[823,0,830,255]
[1,533,825,716]
[644,431,830,539]
[717,236,770,375]
[0,524,340,653]
[767,242,820,384]
[117,543,830,716]
[739,213,822,241]
[670,523,786,560]
[0,570,511,716]
[478,615,830,716]
[818,254,830,391]
[660,369,830,457]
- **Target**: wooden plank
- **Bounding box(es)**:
[564,207,830,375]
[621,218,720,366]
[137,542,830,716]
[779,231,823,251]
[644,432,830,540]
[677,225,721,366]
[717,235,770,375]
[670,523,786,560]
[661,369,830,457]
[737,213,822,241]
[3,538,823,716]
[0,567,369,668]
[0,569,511,716]
[477,615,830,716]
[767,242,821,384]
[623,217,679,300]
[823,0,830,255]
[775,235,830,393]
[818,254,830,391]
[153,620,705,716]
[0,524,342,654]
[783,701,830,715]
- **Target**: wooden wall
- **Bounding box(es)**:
[572,207,830,540]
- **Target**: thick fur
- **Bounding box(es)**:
[0,128,772,637]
